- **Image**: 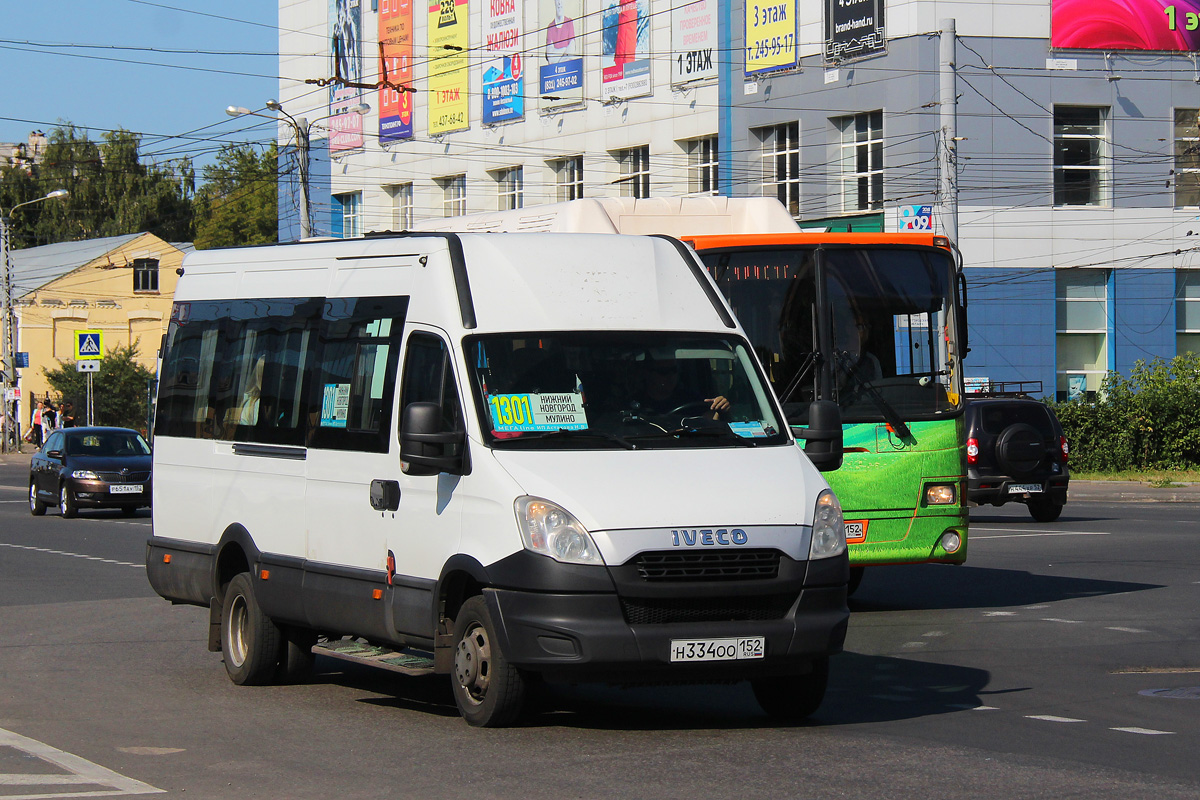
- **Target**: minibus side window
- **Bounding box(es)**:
[398,333,464,456]
[307,296,409,453]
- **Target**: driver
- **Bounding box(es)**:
[635,358,730,420]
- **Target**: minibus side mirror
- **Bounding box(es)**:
[799,400,843,472]
[400,401,466,476]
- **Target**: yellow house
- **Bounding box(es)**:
[11,232,189,426]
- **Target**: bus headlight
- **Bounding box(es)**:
[925,483,957,505]
[515,496,605,566]
[810,489,846,559]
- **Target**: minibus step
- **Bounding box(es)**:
[313,639,436,676]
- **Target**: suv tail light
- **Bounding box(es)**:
[966,437,979,465]
[1059,435,1069,463]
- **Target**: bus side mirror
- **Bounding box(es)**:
[400,402,466,476]
[800,400,843,472]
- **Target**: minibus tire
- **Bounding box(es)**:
[751,657,829,721]
[451,595,526,727]
[221,572,283,686]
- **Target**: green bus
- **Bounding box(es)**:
[686,232,968,592]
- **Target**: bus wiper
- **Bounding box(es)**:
[835,354,913,440]
[778,351,817,405]
[626,427,758,447]
[520,428,638,450]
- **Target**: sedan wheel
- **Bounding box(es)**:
[59,484,78,518]
[29,483,46,516]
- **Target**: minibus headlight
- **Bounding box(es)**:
[810,489,846,559]
[514,496,605,566]
[925,483,957,505]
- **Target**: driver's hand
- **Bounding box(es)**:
[706,396,731,414]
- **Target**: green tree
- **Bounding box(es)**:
[0,123,194,249]
[43,342,156,432]
[192,142,278,249]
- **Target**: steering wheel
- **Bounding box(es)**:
[669,400,713,417]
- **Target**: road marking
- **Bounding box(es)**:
[0,500,29,504]
[0,542,143,568]
[0,725,163,796]
[1042,618,1083,624]
[971,530,1110,539]
[1111,726,1174,735]
[1106,627,1150,634]
[902,641,928,649]
[1026,715,1087,723]
[947,703,998,710]
[982,611,1017,616]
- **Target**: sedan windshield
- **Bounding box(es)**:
[65,431,151,457]
[465,332,789,449]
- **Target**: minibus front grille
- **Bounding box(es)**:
[619,594,795,626]
[633,549,780,581]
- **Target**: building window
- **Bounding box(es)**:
[1054,107,1108,206]
[334,192,361,238]
[754,122,800,216]
[684,136,719,195]
[1177,270,1200,355]
[615,146,650,198]
[553,156,584,201]
[132,258,159,293]
[437,174,466,217]
[385,183,413,230]
[493,166,523,210]
[1056,268,1110,401]
[1175,109,1200,208]
[835,111,883,211]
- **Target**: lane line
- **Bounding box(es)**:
[1111,727,1174,735]
[0,542,143,569]
[1026,715,1087,723]
[0,725,163,796]
[1042,618,1083,624]
[1106,626,1151,634]
[971,531,1111,539]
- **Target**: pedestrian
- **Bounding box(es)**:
[41,402,56,442]
[28,401,44,446]
[59,401,75,428]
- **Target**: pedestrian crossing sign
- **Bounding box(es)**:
[75,330,104,361]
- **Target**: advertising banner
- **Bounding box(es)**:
[898,204,933,231]
[744,0,797,76]
[379,0,414,142]
[429,0,471,134]
[601,0,651,102]
[539,0,584,109]
[671,0,718,85]
[1052,0,1200,51]
[483,0,525,124]
[825,0,885,63]
[330,0,365,151]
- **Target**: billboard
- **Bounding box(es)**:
[825,0,885,63]
[379,0,414,142]
[539,0,584,109]
[745,0,798,76]
[330,0,365,152]
[671,0,718,86]
[429,0,471,134]
[1052,0,1200,50]
[483,0,525,124]
[601,0,651,102]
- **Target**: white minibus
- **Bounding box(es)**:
[146,232,848,726]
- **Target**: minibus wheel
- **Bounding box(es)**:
[751,657,829,721]
[451,595,526,727]
[221,572,283,686]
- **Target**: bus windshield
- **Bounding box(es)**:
[464,331,790,449]
[704,245,963,426]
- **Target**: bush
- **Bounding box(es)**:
[1051,353,1200,472]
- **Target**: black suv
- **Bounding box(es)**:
[965,398,1069,521]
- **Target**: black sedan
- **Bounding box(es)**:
[29,427,152,518]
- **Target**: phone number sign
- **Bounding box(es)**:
[745,0,797,75]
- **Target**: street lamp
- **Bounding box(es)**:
[1,188,69,453]
[227,100,370,240]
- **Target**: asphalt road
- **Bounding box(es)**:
[0,456,1197,799]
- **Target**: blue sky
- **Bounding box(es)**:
[0,0,281,169]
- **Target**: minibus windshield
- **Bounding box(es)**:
[465,332,790,449]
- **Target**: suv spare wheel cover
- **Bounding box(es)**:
[995,423,1045,474]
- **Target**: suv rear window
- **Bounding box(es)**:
[975,403,1056,436]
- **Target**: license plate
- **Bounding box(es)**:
[109,484,143,494]
[1008,483,1043,494]
[670,637,764,662]
[845,520,867,543]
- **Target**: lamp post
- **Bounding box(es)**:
[226,101,370,241]
[1,188,69,453]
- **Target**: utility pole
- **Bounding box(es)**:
[1,189,68,453]
[939,19,959,246]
